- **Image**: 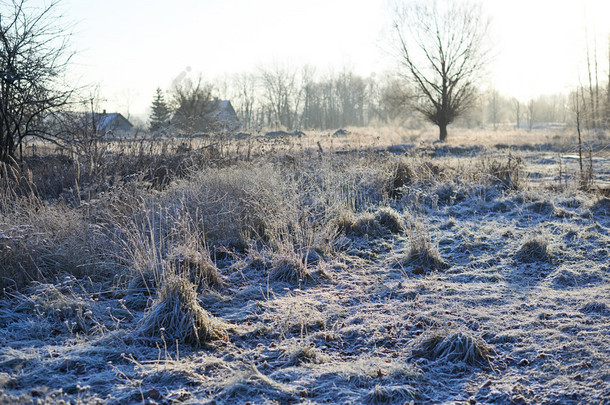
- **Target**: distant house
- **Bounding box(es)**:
[206,100,240,131]
[91,111,134,135]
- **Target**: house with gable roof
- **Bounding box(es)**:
[91,111,134,135]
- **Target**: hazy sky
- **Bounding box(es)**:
[48,0,610,117]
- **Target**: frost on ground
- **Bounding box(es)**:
[0,143,609,404]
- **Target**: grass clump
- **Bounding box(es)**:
[364,384,419,404]
[580,301,608,314]
[169,247,222,288]
[484,154,523,192]
[138,276,226,346]
[216,364,297,403]
[336,207,405,238]
[515,234,553,263]
[349,212,383,237]
[269,255,311,283]
[414,330,495,367]
[396,222,448,272]
[280,340,328,366]
[590,196,610,218]
[374,207,406,234]
[15,277,90,323]
[0,197,104,293]
[389,161,414,198]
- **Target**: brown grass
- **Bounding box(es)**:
[414,330,495,367]
[137,276,226,346]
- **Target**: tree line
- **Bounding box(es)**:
[148,66,421,134]
[149,65,610,136]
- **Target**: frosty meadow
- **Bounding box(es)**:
[0,0,609,403]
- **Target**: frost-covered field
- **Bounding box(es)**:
[0,137,608,404]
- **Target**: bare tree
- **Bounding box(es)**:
[526,99,535,131]
[606,34,610,129]
[0,0,74,164]
[379,74,412,125]
[233,72,258,130]
[487,89,500,131]
[573,87,585,181]
[512,98,521,129]
[392,0,490,141]
[170,75,214,133]
[584,27,599,129]
[258,64,299,129]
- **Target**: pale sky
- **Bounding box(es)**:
[45,0,610,117]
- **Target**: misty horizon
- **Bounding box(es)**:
[31,0,610,118]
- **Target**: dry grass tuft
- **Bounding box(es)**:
[374,207,406,234]
[414,330,495,367]
[137,277,226,346]
[590,196,610,218]
[217,364,297,402]
[0,197,105,293]
[169,247,222,288]
[15,278,89,322]
[515,234,553,263]
[349,212,383,237]
[337,207,405,238]
[580,301,608,314]
[280,340,328,366]
[364,384,419,404]
[483,154,524,192]
[269,254,311,283]
[396,222,448,271]
[333,209,358,234]
[389,161,414,198]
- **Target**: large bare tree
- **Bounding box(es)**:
[392,0,490,141]
[0,0,74,164]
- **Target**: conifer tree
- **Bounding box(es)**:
[149,87,171,132]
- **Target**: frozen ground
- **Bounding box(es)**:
[0,144,609,404]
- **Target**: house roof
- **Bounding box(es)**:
[216,100,233,111]
[91,112,133,132]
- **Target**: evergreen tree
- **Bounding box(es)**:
[148,87,171,132]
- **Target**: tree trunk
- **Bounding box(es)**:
[439,123,448,142]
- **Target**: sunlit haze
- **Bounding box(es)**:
[48,0,610,117]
